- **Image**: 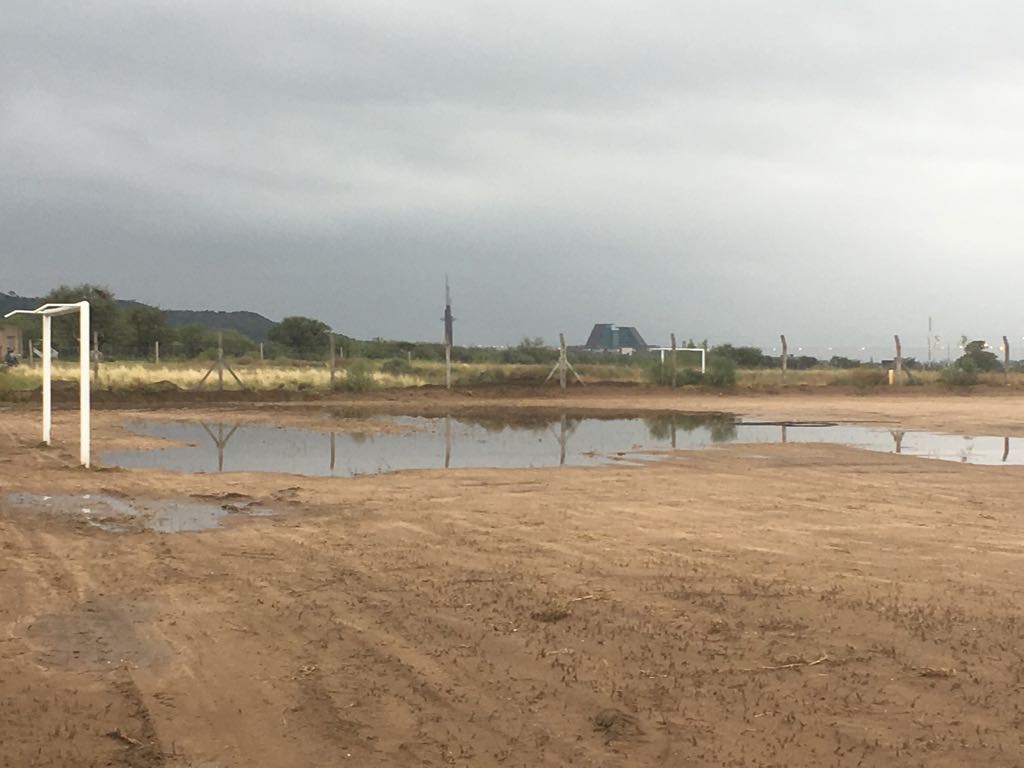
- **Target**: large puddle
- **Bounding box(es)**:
[99,414,1023,476]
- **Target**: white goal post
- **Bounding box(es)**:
[650,346,707,374]
[4,301,91,467]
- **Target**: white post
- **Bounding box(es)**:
[42,315,52,445]
[700,348,706,375]
[79,301,90,468]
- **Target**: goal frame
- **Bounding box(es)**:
[4,301,91,467]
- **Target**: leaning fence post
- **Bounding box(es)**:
[894,334,902,385]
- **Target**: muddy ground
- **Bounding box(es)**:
[2,387,1024,767]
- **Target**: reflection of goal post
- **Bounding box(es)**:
[3,301,91,467]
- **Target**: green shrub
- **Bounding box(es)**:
[380,357,413,375]
[645,360,705,386]
[831,368,888,388]
[336,361,377,392]
[939,365,977,386]
[704,357,736,387]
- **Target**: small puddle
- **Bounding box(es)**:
[97,414,1024,477]
[4,492,271,532]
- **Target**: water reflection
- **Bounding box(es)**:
[198,422,239,472]
[103,414,1024,476]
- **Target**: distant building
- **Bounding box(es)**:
[1,324,24,358]
[582,324,650,355]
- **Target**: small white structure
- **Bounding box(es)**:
[3,302,91,468]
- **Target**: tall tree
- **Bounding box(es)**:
[268,316,331,356]
[43,284,127,351]
[126,305,173,353]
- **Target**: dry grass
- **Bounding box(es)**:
[4,359,1023,393]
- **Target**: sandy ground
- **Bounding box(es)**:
[2,387,1024,767]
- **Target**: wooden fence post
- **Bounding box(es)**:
[1004,336,1010,386]
[780,335,788,381]
[154,340,160,365]
[894,335,902,385]
[259,342,264,361]
[329,333,337,388]
[670,333,677,388]
[545,333,584,389]
[92,331,100,385]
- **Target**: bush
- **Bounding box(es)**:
[939,365,977,386]
[336,361,377,392]
[704,357,736,387]
[380,357,413,375]
[645,361,704,387]
[830,368,888,388]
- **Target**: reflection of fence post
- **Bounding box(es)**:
[1003,436,1010,463]
[1003,336,1010,386]
[200,422,239,472]
[444,415,452,468]
[670,333,677,388]
[780,335,788,381]
[891,430,905,453]
[894,335,902,385]
[329,431,336,472]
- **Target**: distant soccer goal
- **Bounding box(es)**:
[649,346,706,374]
[3,301,91,467]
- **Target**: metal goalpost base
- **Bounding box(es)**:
[4,301,91,468]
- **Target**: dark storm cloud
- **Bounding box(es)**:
[3,1,1024,351]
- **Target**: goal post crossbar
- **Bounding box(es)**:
[4,301,91,468]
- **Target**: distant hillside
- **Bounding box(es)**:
[162,309,275,341]
[0,291,276,341]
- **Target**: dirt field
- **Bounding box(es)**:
[2,387,1024,767]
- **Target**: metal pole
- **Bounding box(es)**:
[79,302,90,467]
[42,316,52,445]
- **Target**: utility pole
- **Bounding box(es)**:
[442,276,454,390]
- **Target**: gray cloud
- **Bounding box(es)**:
[3,1,1024,354]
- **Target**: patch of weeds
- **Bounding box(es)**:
[531,606,570,623]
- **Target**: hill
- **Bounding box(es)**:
[0,291,276,341]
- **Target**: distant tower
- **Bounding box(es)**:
[443,276,454,347]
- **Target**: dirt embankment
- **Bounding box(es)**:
[2,389,1024,767]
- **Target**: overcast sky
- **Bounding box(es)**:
[3,1,1023,354]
